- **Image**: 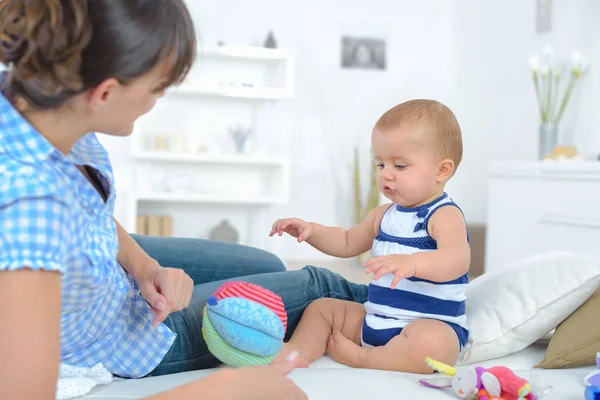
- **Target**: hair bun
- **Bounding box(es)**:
[0,0,92,107]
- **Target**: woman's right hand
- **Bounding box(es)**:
[218,358,308,400]
[270,218,314,242]
[148,353,308,400]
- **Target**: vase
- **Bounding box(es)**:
[209,219,239,243]
[539,123,558,160]
[264,31,277,49]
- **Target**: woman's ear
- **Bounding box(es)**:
[87,78,120,112]
[436,158,455,183]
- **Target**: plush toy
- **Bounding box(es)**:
[419,357,552,400]
[586,386,600,400]
[201,281,287,367]
[584,352,600,400]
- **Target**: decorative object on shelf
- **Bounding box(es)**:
[170,133,186,153]
[529,45,588,160]
[154,133,169,151]
[228,124,253,153]
[194,134,221,155]
[264,30,277,49]
[209,219,240,243]
[165,175,191,194]
[542,145,585,162]
[353,146,379,265]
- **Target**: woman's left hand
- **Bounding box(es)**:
[137,263,194,326]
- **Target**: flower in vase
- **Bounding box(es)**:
[529,45,589,126]
[541,44,555,74]
[570,49,588,78]
[529,54,540,73]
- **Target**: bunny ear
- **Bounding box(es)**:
[425,357,457,376]
[529,372,553,397]
[419,376,452,389]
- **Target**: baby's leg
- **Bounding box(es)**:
[274,298,365,365]
[329,319,459,373]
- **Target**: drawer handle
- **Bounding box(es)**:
[539,213,600,229]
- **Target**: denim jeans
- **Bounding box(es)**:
[131,235,368,376]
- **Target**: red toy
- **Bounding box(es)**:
[419,357,552,400]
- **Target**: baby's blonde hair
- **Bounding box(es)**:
[374,99,463,171]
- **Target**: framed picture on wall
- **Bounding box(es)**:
[341,36,386,70]
[339,18,389,71]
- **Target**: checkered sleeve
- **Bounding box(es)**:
[0,196,71,273]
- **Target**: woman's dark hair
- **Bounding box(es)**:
[0,0,196,109]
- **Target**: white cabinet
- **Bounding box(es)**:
[484,161,600,273]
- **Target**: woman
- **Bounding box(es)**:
[0,1,368,399]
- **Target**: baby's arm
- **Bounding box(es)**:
[305,203,390,258]
[411,205,470,282]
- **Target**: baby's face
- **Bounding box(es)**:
[372,125,441,208]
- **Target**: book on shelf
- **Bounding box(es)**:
[135,214,174,237]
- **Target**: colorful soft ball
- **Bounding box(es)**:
[202,281,287,366]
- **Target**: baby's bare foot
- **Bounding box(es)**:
[328,330,364,368]
[272,343,310,368]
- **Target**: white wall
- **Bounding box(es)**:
[180,0,458,262]
[449,0,600,224]
[102,0,600,263]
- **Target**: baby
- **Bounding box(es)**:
[270,99,470,373]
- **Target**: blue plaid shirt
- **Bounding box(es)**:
[0,79,176,378]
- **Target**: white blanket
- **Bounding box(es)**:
[57,363,112,399]
[81,341,596,399]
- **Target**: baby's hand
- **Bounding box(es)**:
[270,218,314,242]
[363,255,417,289]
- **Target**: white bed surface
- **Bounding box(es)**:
[83,341,595,399]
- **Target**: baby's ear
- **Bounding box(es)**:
[436,158,455,183]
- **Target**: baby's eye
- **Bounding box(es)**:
[376,163,384,168]
[395,165,406,169]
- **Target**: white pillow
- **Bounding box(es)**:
[457,251,600,365]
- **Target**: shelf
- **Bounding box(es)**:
[135,193,284,205]
[200,45,291,61]
[131,151,288,167]
[167,84,291,100]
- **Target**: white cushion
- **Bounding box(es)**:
[458,251,600,365]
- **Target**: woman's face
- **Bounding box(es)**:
[89,59,171,137]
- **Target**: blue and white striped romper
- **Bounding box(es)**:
[361,192,469,349]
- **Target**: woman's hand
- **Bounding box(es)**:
[147,352,308,400]
[137,261,193,325]
[218,359,308,400]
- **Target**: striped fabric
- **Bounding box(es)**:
[203,282,287,366]
[202,306,278,366]
[361,193,469,348]
[215,281,288,331]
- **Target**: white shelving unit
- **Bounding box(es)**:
[131,150,287,166]
[117,44,294,249]
[170,45,295,100]
[134,193,285,205]
[168,84,290,100]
